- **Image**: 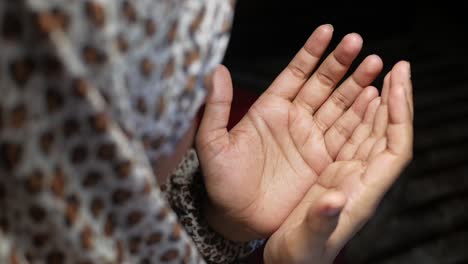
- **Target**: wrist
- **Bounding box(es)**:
[203,198,263,242]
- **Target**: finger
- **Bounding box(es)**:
[369,137,387,158]
[336,97,380,161]
[268,24,334,100]
[373,72,391,137]
[406,64,414,120]
[364,62,413,195]
[314,55,383,131]
[196,65,233,157]
[285,191,346,263]
[387,61,413,158]
[325,86,379,159]
[353,73,390,160]
[381,72,391,105]
[294,33,363,114]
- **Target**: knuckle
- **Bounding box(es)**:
[334,122,352,139]
[287,63,308,80]
[315,118,328,132]
[315,71,336,88]
[330,91,350,111]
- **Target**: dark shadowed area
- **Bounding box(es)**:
[223,3,468,263]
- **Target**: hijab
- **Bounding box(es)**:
[0,0,234,262]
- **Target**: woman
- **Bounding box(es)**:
[0,0,413,263]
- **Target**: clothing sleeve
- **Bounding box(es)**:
[0,0,235,263]
[163,149,265,264]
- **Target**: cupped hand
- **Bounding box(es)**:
[196,25,388,240]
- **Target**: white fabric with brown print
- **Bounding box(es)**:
[0,0,235,263]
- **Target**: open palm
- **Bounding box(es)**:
[196,25,387,240]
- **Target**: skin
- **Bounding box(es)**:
[263,61,413,263]
[159,24,413,264]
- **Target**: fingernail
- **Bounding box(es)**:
[325,24,334,31]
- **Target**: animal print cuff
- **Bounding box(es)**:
[162,149,264,263]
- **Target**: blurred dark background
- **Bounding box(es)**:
[223,3,468,264]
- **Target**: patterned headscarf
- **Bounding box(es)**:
[0,0,233,263]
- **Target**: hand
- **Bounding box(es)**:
[264,61,413,264]
[196,25,386,240]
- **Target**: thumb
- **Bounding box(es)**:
[287,191,346,262]
[196,65,233,157]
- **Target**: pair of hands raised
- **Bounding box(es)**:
[196,24,413,263]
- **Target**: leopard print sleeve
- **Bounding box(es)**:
[163,149,265,264]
